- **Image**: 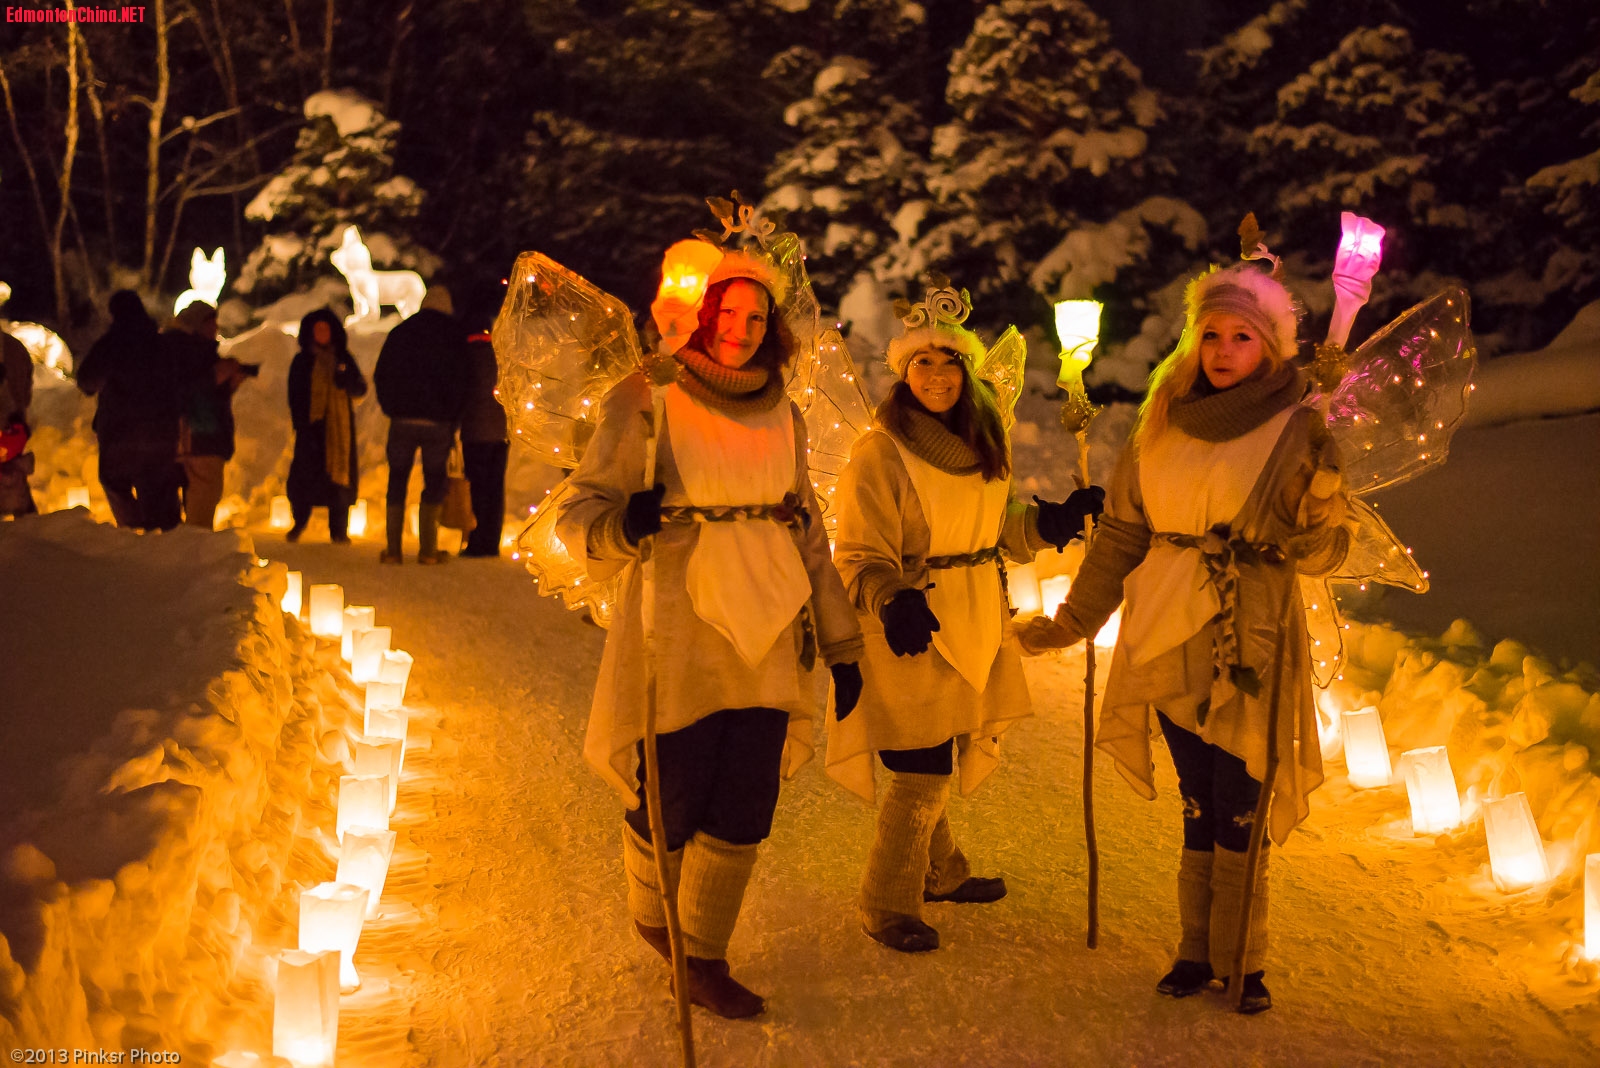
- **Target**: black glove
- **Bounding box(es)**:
[621,482,666,545]
[830,661,863,721]
[880,587,940,657]
[1034,487,1106,550]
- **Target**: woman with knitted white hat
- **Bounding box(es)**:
[828,280,1104,953]
[557,227,865,1019]
[1020,261,1353,1013]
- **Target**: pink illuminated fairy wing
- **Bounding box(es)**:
[975,325,1027,431]
[493,251,642,470]
[1313,286,1477,497]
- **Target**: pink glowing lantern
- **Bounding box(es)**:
[340,605,375,662]
[281,571,303,617]
[337,775,389,842]
[1483,793,1550,891]
[273,949,339,1067]
[1340,706,1392,788]
[353,737,404,814]
[338,828,397,920]
[298,882,369,991]
[350,625,392,685]
[307,585,344,640]
[1586,854,1599,961]
[378,649,414,702]
[1400,746,1462,834]
[1327,212,1386,349]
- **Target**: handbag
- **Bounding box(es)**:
[441,435,477,533]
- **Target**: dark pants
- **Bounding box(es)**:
[385,419,454,508]
[626,707,790,850]
[880,738,954,776]
[98,437,182,531]
[1157,709,1262,853]
[290,497,348,539]
[461,439,508,554]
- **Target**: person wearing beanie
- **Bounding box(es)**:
[286,308,368,542]
[373,284,469,563]
[75,290,186,531]
[555,233,864,1020]
[828,281,1104,953]
[1020,262,1352,1014]
[166,301,252,529]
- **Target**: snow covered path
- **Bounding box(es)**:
[261,536,1599,1068]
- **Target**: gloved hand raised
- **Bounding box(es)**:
[830,662,863,721]
[1033,487,1106,550]
[621,482,666,546]
[880,586,940,657]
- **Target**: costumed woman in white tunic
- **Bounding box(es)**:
[829,283,1104,952]
[1021,263,1351,1013]
[557,245,864,1019]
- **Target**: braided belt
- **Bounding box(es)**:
[1150,525,1287,701]
[923,544,1013,613]
[660,492,809,531]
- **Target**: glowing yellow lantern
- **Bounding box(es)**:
[340,605,375,662]
[353,737,403,814]
[272,948,338,1067]
[347,499,368,538]
[281,571,303,617]
[1093,604,1122,650]
[378,650,413,702]
[1483,793,1549,891]
[66,486,91,510]
[298,881,369,991]
[657,239,722,309]
[1039,575,1072,617]
[1340,706,1392,788]
[350,626,392,684]
[337,828,397,920]
[1399,746,1461,835]
[307,585,344,640]
[1585,854,1599,960]
[1053,299,1103,389]
[270,495,293,530]
[1008,562,1043,615]
[336,775,389,842]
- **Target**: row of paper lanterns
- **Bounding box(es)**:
[243,574,417,1067]
[1328,696,1598,959]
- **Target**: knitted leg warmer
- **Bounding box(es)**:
[861,771,949,928]
[1177,848,1214,963]
[622,824,680,930]
[677,833,759,961]
[1209,845,1270,978]
[924,812,972,898]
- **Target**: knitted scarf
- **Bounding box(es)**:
[672,346,787,416]
[1169,363,1304,443]
[890,406,982,475]
[307,347,353,487]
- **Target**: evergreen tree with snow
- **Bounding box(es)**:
[235,90,438,304]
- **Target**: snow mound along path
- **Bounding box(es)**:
[0,512,371,1059]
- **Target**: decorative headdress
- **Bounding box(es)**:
[694,193,788,304]
[886,275,987,376]
[1179,214,1301,361]
[651,193,792,359]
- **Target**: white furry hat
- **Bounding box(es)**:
[708,246,787,306]
[886,280,986,376]
[1183,264,1298,359]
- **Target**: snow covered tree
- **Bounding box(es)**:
[885,0,1205,336]
[1521,62,1600,316]
[235,89,438,304]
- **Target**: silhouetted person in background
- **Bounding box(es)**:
[287,309,368,542]
[166,301,253,530]
[459,306,508,556]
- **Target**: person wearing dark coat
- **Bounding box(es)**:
[0,336,37,517]
[165,301,251,530]
[458,321,509,556]
[287,308,368,542]
[75,291,185,531]
[372,285,468,563]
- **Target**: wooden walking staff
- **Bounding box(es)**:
[1054,298,1104,949]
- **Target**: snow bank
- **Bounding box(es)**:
[1464,300,1600,428]
[0,512,354,1057]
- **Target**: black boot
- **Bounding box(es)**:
[1156,959,1214,998]
[1221,971,1272,1014]
[863,914,940,953]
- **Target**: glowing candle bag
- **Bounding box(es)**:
[1400,746,1462,834]
[350,626,392,684]
[270,495,293,530]
[1483,793,1549,891]
[1039,576,1072,617]
[1008,563,1042,615]
[298,882,369,990]
[347,498,368,538]
[1586,854,1600,960]
[340,605,375,662]
[337,775,389,841]
[281,571,303,617]
[365,680,404,717]
[273,948,338,1067]
[353,737,404,814]
[1340,706,1393,788]
[66,486,91,510]
[307,585,344,640]
[364,707,409,773]
[378,650,414,701]
[338,828,397,919]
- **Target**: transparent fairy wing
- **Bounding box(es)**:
[975,325,1027,430]
[791,326,875,538]
[1313,286,1477,497]
[493,251,642,470]
[513,479,626,629]
[1302,577,1342,688]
